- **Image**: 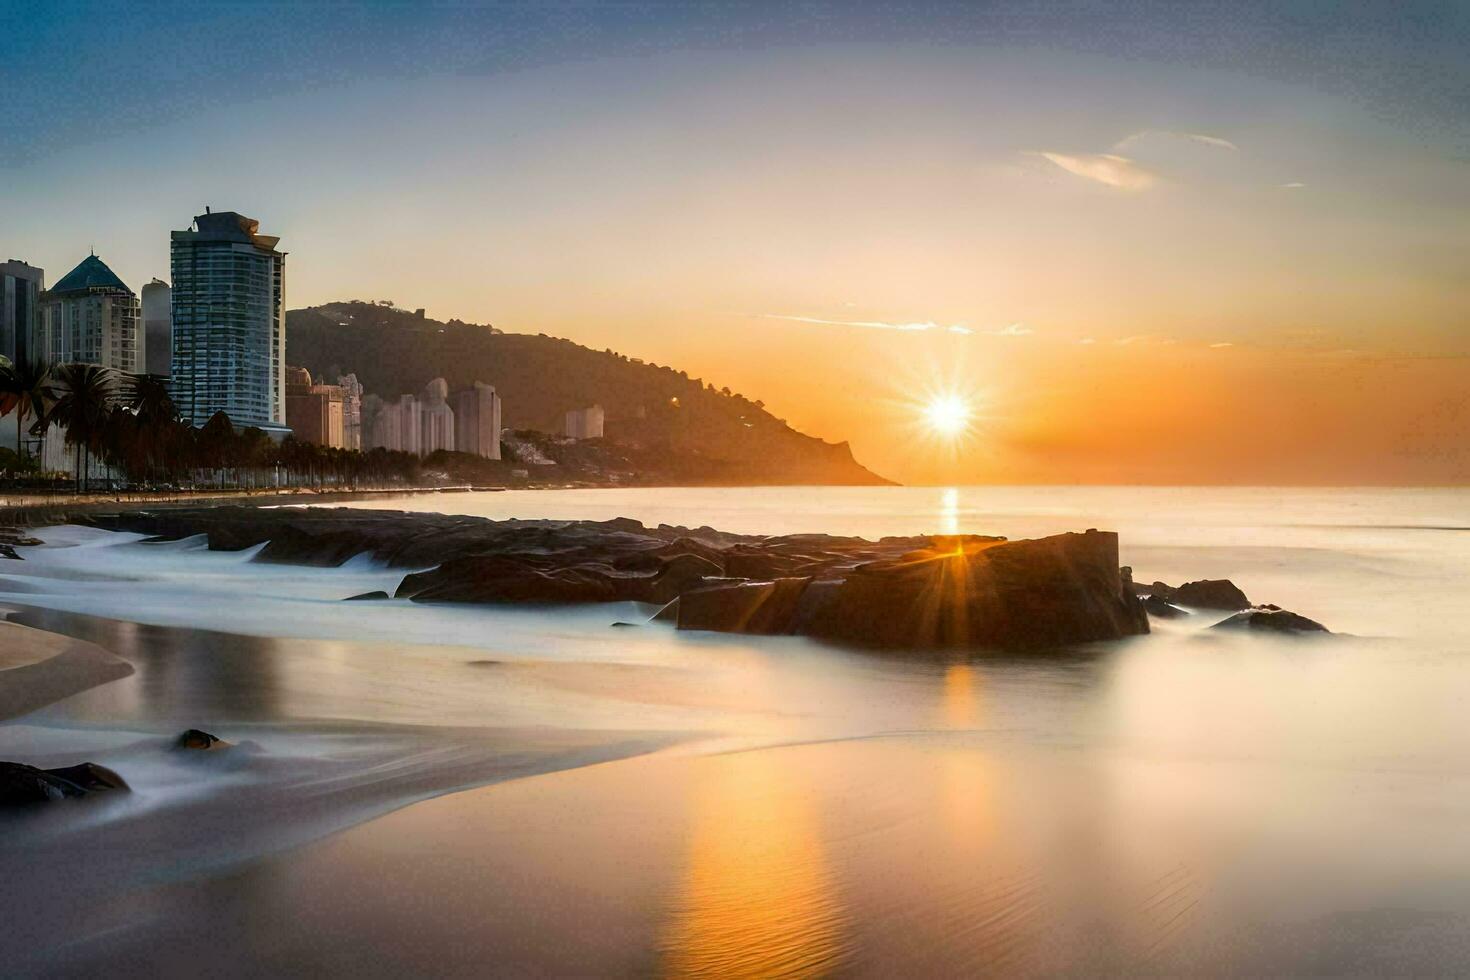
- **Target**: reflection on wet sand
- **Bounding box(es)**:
[663,749,846,977]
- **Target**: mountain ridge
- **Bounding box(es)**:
[285,301,893,486]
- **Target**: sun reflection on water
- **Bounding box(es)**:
[662,751,847,978]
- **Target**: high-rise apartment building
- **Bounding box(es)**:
[454,381,502,459]
[0,260,44,366]
[337,373,363,450]
[170,209,287,433]
[141,278,172,377]
[420,377,455,455]
[36,254,142,372]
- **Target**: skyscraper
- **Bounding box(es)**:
[0,260,44,366]
[170,209,287,433]
[454,381,502,459]
[141,278,171,377]
[36,254,142,372]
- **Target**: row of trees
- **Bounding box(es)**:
[0,360,422,492]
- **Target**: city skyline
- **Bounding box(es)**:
[4,2,1469,484]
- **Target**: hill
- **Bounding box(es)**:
[285,301,892,486]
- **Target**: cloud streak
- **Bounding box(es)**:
[1038,152,1157,191]
[757,314,1031,337]
[1113,130,1239,152]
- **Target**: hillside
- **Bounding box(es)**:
[285,301,892,486]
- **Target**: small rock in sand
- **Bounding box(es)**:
[177,729,229,750]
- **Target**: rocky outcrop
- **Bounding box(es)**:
[1142,593,1190,618]
[1211,605,1328,634]
[0,761,129,805]
[674,578,814,635]
[801,531,1149,651]
[80,507,1160,653]
[1172,579,1251,610]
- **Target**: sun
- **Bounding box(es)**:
[921,394,973,437]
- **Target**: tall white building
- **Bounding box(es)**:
[36,254,142,372]
[454,381,501,459]
[366,393,423,454]
[170,209,287,433]
[141,278,171,377]
[337,373,363,450]
[420,377,455,455]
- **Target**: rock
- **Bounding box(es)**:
[1142,593,1190,618]
[42,762,129,793]
[0,545,21,560]
[801,530,1150,651]
[675,578,813,635]
[1173,578,1250,610]
[177,728,228,750]
[1211,606,1329,634]
[344,590,391,601]
[0,760,130,805]
[648,553,724,604]
[397,556,629,603]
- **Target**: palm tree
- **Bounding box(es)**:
[46,363,119,491]
[0,358,56,467]
[124,373,179,485]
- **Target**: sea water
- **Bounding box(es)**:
[1,486,1468,975]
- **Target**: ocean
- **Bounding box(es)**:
[2,485,1468,975]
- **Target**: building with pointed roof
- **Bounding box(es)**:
[37,253,142,372]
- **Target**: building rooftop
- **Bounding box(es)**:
[173,209,281,251]
[50,254,132,297]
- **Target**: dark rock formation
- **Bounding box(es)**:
[675,578,813,635]
[1173,578,1251,610]
[81,508,1158,653]
[0,760,129,805]
[343,591,391,601]
[802,531,1149,651]
[1143,593,1190,618]
[1211,605,1329,634]
[177,729,228,750]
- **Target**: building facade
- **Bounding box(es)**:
[419,377,455,455]
[337,373,363,450]
[36,254,142,372]
[365,393,423,454]
[0,260,44,366]
[564,404,605,440]
[141,278,172,377]
[170,209,287,433]
[453,381,502,459]
[284,366,346,448]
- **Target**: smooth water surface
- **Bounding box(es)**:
[2,486,1468,975]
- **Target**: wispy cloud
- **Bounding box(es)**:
[759,313,934,332]
[1038,152,1157,191]
[1209,342,1234,348]
[756,314,1031,338]
[1114,130,1239,152]
[1281,182,1306,189]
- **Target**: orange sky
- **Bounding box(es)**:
[8,39,1469,484]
